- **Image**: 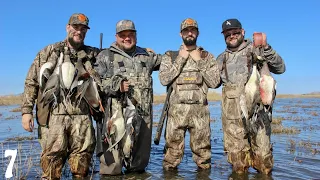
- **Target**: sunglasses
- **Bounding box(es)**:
[70,24,88,32]
[224,31,241,38]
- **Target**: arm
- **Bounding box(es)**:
[22,44,54,132]
[144,47,162,71]
[94,50,125,97]
[159,52,187,86]
[22,45,54,115]
[21,60,38,132]
[151,52,163,71]
[22,60,39,115]
[197,53,221,88]
[263,45,286,74]
[215,53,226,88]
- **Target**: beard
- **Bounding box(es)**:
[226,35,244,49]
[183,36,197,46]
[67,33,84,50]
[116,41,136,53]
[118,43,136,52]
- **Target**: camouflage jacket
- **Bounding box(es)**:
[159,46,220,105]
[22,41,100,115]
[217,39,286,86]
[94,42,161,117]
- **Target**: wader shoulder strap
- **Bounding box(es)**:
[107,48,115,76]
[164,50,179,91]
[168,50,179,63]
[246,48,252,75]
[223,52,229,82]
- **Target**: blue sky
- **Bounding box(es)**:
[0,0,319,95]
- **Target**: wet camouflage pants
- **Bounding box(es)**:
[40,114,96,179]
[163,103,211,170]
[38,126,49,150]
[99,99,152,175]
[222,106,273,174]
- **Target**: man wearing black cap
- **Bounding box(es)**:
[21,13,101,179]
[216,18,286,174]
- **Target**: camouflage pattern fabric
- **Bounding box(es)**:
[22,41,64,115]
[68,13,90,29]
[116,20,136,33]
[40,114,96,179]
[217,39,285,85]
[95,42,161,174]
[38,127,49,150]
[159,46,220,170]
[180,18,198,31]
[217,39,286,174]
[163,104,211,169]
[22,40,100,179]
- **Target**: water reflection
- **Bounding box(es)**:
[227,171,274,180]
[0,98,320,179]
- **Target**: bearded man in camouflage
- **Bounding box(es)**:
[159,18,220,170]
[216,18,286,174]
[21,13,100,179]
[95,19,162,175]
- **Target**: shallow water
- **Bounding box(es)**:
[0,98,319,179]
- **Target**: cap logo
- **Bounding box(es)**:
[78,14,87,22]
[186,18,194,25]
[226,21,231,25]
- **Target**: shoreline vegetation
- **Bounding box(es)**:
[1,92,320,106]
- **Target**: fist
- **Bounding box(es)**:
[179,48,189,59]
[189,49,201,61]
[120,80,130,92]
[145,48,155,54]
[253,32,267,47]
[22,113,34,132]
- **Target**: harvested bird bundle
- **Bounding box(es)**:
[40,52,64,108]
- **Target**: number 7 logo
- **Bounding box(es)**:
[5,149,17,179]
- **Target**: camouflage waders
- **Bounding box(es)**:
[217,38,285,174]
[95,43,161,175]
[222,85,273,174]
[163,103,211,169]
[41,113,96,179]
[159,46,220,170]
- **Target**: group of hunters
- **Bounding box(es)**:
[21,13,286,179]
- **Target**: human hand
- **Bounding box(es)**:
[145,48,155,54]
[179,48,189,59]
[253,32,267,48]
[22,113,34,132]
[189,49,201,61]
[120,80,130,92]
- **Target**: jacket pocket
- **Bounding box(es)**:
[222,85,243,120]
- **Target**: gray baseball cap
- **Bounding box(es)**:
[116,20,136,33]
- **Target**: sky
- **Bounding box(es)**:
[0,0,319,95]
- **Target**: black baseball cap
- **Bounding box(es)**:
[221,18,242,33]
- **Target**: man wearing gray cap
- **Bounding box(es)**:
[21,13,101,179]
[159,18,220,170]
[95,19,162,175]
[216,18,286,174]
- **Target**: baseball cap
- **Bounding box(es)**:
[68,13,90,29]
[221,18,242,33]
[116,20,136,33]
[180,18,198,32]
